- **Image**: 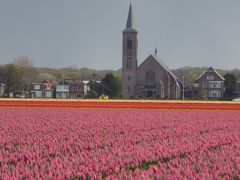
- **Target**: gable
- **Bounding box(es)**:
[138,55,178,80]
[195,69,225,83]
[138,55,161,71]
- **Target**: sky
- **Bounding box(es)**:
[0,0,240,70]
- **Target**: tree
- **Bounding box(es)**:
[0,64,23,95]
[101,72,121,98]
[224,73,237,98]
[85,81,103,98]
[13,55,38,92]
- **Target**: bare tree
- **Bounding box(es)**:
[13,55,38,92]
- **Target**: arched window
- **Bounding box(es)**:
[127,38,132,50]
[127,57,132,69]
[145,70,156,85]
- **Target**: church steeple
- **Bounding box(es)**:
[124,4,137,32]
[122,3,138,99]
[126,4,134,29]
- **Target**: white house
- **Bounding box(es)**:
[56,84,69,98]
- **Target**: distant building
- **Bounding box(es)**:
[0,84,5,97]
[31,83,44,98]
[64,79,84,98]
[193,67,225,100]
[56,79,84,99]
[122,4,180,99]
[56,83,69,99]
[31,80,56,98]
[42,80,56,98]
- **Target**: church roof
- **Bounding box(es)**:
[123,4,137,33]
[151,54,179,80]
[138,54,178,81]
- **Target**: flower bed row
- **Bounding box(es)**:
[0,108,240,178]
[0,99,240,111]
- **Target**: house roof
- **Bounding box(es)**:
[196,67,225,81]
[62,79,85,85]
[32,83,43,85]
[42,80,56,84]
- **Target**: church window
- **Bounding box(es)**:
[127,38,132,50]
[128,51,132,56]
[127,57,132,69]
[146,70,156,83]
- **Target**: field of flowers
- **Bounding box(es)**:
[0,100,240,179]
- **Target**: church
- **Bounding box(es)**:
[122,4,181,99]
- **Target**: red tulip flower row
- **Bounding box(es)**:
[0,107,239,178]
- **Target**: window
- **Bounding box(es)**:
[209,81,222,88]
[44,84,51,90]
[128,87,131,92]
[207,75,214,80]
[194,83,199,88]
[128,51,132,56]
[45,91,52,98]
[145,70,156,85]
[127,38,132,50]
[127,57,132,69]
[57,85,69,92]
[35,91,42,98]
[34,84,40,90]
[209,90,221,97]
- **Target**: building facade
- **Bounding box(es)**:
[64,79,84,98]
[31,80,56,98]
[56,84,69,99]
[192,67,225,100]
[31,83,44,98]
[122,4,180,99]
[42,80,56,98]
[56,79,84,99]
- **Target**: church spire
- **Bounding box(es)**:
[126,4,134,29]
[155,47,158,55]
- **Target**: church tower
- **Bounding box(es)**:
[122,4,138,99]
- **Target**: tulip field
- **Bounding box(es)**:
[0,99,240,179]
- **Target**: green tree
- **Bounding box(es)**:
[101,72,121,98]
[224,73,237,98]
[0,64,23,95]
[85,81,103,98]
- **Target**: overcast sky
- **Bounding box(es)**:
[0,0,240,70]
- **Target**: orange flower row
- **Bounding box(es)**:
[0,100,240,111]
